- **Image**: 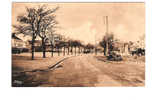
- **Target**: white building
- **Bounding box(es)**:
[12,34,26,48]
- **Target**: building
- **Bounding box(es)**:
[113,41,130,55]
[12,34,26,48]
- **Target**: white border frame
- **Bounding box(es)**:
[1,0,154,100]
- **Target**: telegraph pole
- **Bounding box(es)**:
[105,16,109,56]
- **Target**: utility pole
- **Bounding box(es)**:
[105,16,109,56]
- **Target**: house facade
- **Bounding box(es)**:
[12,34,26,48]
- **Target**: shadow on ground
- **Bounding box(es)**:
[12,66,52,87]
[94,56,107,62]
[12,55,44,61]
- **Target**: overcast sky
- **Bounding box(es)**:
[12,3,145,44]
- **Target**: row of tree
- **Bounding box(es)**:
[13,5,59,60]
[48,39,95,57]
[13,5,118,60]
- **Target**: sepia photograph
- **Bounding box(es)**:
[11,2,145,87]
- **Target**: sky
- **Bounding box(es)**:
[12,2,145,44]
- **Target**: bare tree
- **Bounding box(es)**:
[38,6,59,58]
[13,5,59,60]
[46,32,55,57]
[99,33,114,56]
[70,40,80,56]
[67,40,72,55]
[59,35,67,56]
[68,40,74,55]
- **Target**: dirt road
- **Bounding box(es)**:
[37,54,145,87]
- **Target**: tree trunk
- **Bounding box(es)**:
[105,42,109,56]
[80,48,82,54]
[83,47,85,53]
[63,46,65,56]
[81,48,83,54]
[31,38,35,60]
[78,46,80,54]
[58,47,60,56]
[95,47,97,55]
[51,45,54,57]
[42,39,46,58]
[104,47,106,56]
[71,46,73,55]
[75,46,76,56]
[67,46,69,55]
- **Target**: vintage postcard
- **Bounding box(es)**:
[12,2,145,87]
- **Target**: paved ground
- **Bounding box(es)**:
[12,53,145,87]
